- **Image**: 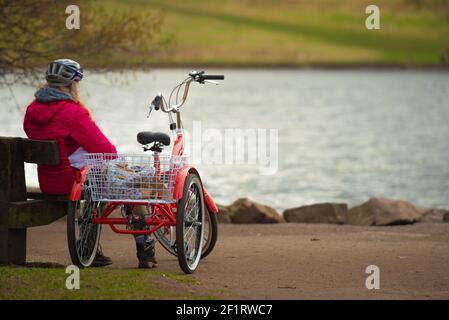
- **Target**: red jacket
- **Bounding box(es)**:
[24,99,117,195]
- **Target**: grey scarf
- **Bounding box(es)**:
[35,86,73,103]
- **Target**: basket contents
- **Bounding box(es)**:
[107,160,169,199]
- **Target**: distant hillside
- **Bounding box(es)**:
[96,0,449,67]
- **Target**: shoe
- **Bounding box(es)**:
[91,245,113,267]
[136,239,157,269]
[145,239,158,266]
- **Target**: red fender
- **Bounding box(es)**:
[69,167,87,201]
[173,166,218,213]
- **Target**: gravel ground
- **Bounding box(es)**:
[27,221,449,299]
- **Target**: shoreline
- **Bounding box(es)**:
[22,62,449,72]
[145,62,449,70]
[83,64,449,72]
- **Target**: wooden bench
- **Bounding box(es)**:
[0,137,68,265]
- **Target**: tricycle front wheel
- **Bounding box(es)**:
[67,189,101,268]
[176,174,205,274]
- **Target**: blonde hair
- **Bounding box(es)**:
[58,82,81,104]
[46,82,93,117]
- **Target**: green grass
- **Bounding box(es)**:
[0,265,217,300]
[95,0,449,67]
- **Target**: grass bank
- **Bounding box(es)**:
[92,0,449,68]
[0,265,216,300]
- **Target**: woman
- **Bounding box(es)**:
[23,59,157,268]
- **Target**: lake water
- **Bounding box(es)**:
[1,69,449,212]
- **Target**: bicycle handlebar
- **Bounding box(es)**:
[201,75,225,80]
[150,71,224,114]
[189,70,224,83]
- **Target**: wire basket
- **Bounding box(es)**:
[84,153,188,203]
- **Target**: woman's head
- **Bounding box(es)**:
[45,58,84,104]
[46,59,83,86]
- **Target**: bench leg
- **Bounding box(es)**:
[0,227,27,265]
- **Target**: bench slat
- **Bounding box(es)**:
[5,200,67,228]
[26,187,68,201]
[21,138,59,165]
[26,192,68,201]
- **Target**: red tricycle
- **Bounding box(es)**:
[66,71,224,273]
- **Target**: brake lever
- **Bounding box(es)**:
[147,94,163,117]
[204,80,219,85]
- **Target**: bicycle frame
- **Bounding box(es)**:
[91,202,177,235]
[170,124,218,214]
[68,75,218,236]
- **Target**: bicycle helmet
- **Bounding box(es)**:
[46,59,83,86]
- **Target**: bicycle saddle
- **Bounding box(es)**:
[137,131,171,146]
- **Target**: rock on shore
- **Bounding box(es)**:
[444,212,449,222]
[215,196,448,226]
[216,204,232,224]
[418,208,449,223]
[217,198,284,224]
[283,203,348,224]
[345,197,421,226]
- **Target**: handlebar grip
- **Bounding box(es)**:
[202,75,224,80]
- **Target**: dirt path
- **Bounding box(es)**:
[27,221,449,299]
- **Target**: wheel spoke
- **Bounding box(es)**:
[185,225,196,245]
[177,176,205,273]
[185,190,199,220]
[183,183,202,265]
[78,223,92,259]
[184,190,194,213]
[184,188,199,248]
